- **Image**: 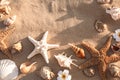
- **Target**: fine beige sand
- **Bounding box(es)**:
[0,0,120,80]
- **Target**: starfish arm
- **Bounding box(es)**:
[100,36,112,53]
[105,53,120,64]
[27,49,39,59]
[47,44,59,49]
[28,36,39,46]
[41,31,48,43]
[41,49,49,64]
[98,60,107,80]
[81,42,99,57]
[79,58,98,70]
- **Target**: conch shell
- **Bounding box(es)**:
[108,61,120,77]
[94,20,108,33]
[68,43,85,59]
[38,66,55,80]
[11,41,22,54]
[20,62,37,74]
[111,42,120,53]
[54,52,78,69]
[3,15,16,26]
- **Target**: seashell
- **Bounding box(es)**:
[111,43,120,53]
[11,41,22,54]
[68,43,85,59]
[54,52,78,69]
[38,66,55,80]
[94,20,108,33]
[108,61,120,77]
[83,67,96,77]
[0,59,18,80]
[97,0,112,4]
[20,62,37,74]
[3,15,16,26]
[0,0,10,6]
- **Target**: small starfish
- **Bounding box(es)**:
[27,31,59,64]
[79,36,120,80]
[0,26,15,59]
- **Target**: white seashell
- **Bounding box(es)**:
[54,52,78,69]
[11,41,23,54]
[0,0,10,6]
[39,66,55,80]
[108,61,120,77]
[0,59,18,80]
[3,15,16,26]
[20,62,37,74]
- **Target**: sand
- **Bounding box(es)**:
[0,0,120,80]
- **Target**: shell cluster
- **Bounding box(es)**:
[38,66,55,80]
[54,52,78,69]
[94,20,108,33]
[108,61,120,77]
[69,43,85,59]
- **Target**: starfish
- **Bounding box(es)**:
[27,31,59,64]
[0,26,15,59]
[79,36,120,80]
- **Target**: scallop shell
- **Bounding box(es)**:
[54,52,78,69]
[20,62,37,74]
[0,59,18,80]
[97,0,112,4]
[111,42,120,53]
[83,67,95,77]
[3,15,16,26]
[39,66,55,80]
[94,20,108,33]
[108,61,120,77]
[68,43,85,59]
[11,41,22,54]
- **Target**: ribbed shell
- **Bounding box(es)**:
[0,59,18,80]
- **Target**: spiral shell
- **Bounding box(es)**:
[0,59,18,80]
[94,20,108,33]
[20,62,37,74]
[68,43,85,59]
[3,15,16,26]
[38,66,55,80]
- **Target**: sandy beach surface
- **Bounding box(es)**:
[0,0,120,80]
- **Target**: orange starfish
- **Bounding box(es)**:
[0,26,15,59]
[79,36,120,80]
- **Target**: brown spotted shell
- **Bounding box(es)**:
[83,67,96,77]
[11,41,22,54]
[38,66,55,80]
[97,0,112,4]
[68,43,85,59]
[94,20,108,33]
[111,42,120,53]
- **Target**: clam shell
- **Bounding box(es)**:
[3,15,16,26]
[94,20,108,33]
[0,59,18,80]
[111,43,120,53]
[39,66,55,80]
[83,67,95,77]
[97,0,112,4]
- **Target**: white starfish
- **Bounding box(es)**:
[27,31,59,64]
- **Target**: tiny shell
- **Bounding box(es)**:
[39,66,55,80]
[83,67,95,77]
[0,59,18,80]
[97,0,112,4]
[11,41,22,54]
[54,52,78,69]
[94,20,108,33]
[108,61,120,77]
[68,43,85,59]
[20,62,37,74]
[111,42,120,53]
[4,15,16,26]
